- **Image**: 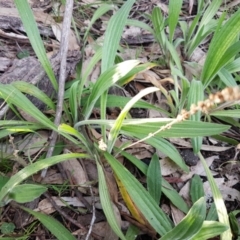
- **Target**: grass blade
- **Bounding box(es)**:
[101,0,136,72]
[168,0,183,43]
[14,0,57,90]
[83,60,139,119]
[104,152,173,236]
[21,207,76,240]
[198,152,232,239]
[160,197,206,240]
[107,87,159,152]
[0,153,88,206]
[201,9,240,86]
[192,221,228,240]
[187,80,204,153]
[96,160,126,240]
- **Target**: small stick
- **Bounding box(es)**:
[41,0,74,178]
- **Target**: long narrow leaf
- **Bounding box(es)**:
[0,84,56,130]
[201,9,240,86]
[147,154,162,203]
[160,197,206,240]
[101,0,136,72]
[14,0,57,90]
[107,87,159,152]
[168,0,183,43]
[0,153,88,206]
[21,207,76,240]
[198,152,232,239]
[96,160,126,240]
[104,152,173,236]
[83,60,139,119]
[187,80,204,153]
[192,221,228,240]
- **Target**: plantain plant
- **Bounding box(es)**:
[0,0,239,239]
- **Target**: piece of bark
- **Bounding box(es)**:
[0,50,81,111]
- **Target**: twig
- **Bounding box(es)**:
[44,192,101,240]
[44,192,87,229]
[41,0,74,178]
[85,186,96,240]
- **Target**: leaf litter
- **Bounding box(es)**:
[0,0,240,239]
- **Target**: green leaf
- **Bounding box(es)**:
[83,60,140,119]
[14,0,57,90]
[12,81,55,110]
[83,4,113,42]
[126,19,154,35]
[229,212,240,238]
[192,221,229,240]
[160,197,206,240]
[104,152,173,236]
[120,119,230,138]
[168,0,183,43]
[96,160,126,240]
[190,175,204,203]
[198,152,232,239]
[147,153,162,203]
[0,222,15,234]
[75,118,230,139]
[122,151,189,213]
[206,202,218,221]
[0,153,88,206]
[107,87,159,152]
[0,84,56,130]
[144,137,188,172]
[125,224,139,240]
[210,109,240,118]
[9,184,47,203]
[0,175,10,192]
[69,81,79,123]
[121,150,148,174]
[84,94,168,114]
[187,0,221,56]
[162,179,189,214]
[101,0,136,72]
[218,67,237,87]
[21,207,76,240]
[201,8,240,86]
[187,80,204,153]
[152,7,166,52]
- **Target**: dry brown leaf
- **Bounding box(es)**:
[61,151,88,193]
[170,203,186,225]
[18,131,48,156]
[179,181,191,204]
[51,23,80,51]
[169,138,233,152]
[92,222,118,240]
[34,169,64,184]
[35,196,101,214]
[160,157,182,176]
[190,46,206,66]
[122,26,141,39]
[180,156,218,182]
[204,178,240,202]
[0,8,55,25]
[105,170,118,203]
